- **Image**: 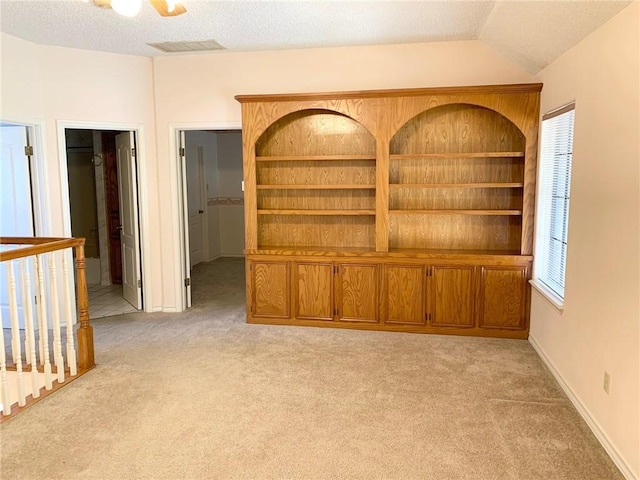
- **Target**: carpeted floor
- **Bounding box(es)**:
[0,258,623,479]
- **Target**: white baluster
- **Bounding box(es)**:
[21,257,40,398]
[48,253,65,383]
[19,258,32,365]
[62,251,77,376]
[36,254,52,390]
[7,260,26,406]
[33,255,44,362]
[0,308,11,415]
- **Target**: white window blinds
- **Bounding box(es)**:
[536,104,575,300]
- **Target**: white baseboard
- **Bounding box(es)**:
[162,307,179,313]
[219,253,245,258]
[528,334,637,480]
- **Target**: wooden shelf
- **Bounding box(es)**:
[257,184,376,190]
[390,209,522,216]
[390,183,524,189]
[258,209,375,216]
[256,154,376,162]
[390,152,525,160]
[249,246,530,260]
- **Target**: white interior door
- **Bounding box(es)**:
[186,145,204,267]
[0,125,34,327]
[179,131,192,308]
[115,132,142,310]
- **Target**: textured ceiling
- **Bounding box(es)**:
[0,0,632,73]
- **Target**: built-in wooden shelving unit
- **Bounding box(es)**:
[237,83,542,339]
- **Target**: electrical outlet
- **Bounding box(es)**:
[603,371,610,394]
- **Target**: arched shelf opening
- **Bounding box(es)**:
[254,109,377,250]
[256,108,375,158]
[390,103,525,156]
[388,103,527,253]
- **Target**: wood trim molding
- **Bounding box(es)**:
[236,83,544,103]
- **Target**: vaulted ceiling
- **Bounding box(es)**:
[0,1,631,73]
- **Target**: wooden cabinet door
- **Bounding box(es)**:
[251,261,290,318]
[478,266,528,330]
[336,263,379,323]
[428,265,475,328]
[384,264,426,325]
[294,262,334,321]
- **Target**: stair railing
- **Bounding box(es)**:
[0,237,95,417]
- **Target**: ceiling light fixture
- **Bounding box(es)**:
[110,0,142,17]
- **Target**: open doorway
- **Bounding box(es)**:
[178,129,245,309]
[63,128,143,318]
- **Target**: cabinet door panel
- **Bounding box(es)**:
[294,262,334,321]
[385,265,426,325]
[479,266,527,329]
[337,263,378,323]
[251,261,290,318]
[430,266,475,327]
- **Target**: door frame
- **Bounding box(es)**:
[56,120,152,311]
[170,122,242,312]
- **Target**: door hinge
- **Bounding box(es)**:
[426,312,432,322]
[426,267,433,277]
[137,279,142,288]
[179,147,185,157]
[184,277,191,287]
[24,145,33,156]
[131,147,136,157]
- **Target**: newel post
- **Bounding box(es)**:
[75,242,95,370]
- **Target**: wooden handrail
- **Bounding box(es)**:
[0,237,85,262]
[0,236,94,371]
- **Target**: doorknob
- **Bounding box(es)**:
[116,225,123,232]
[198,210,204,214]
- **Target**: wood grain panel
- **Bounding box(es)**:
[390,187,522,210]
[294,262,334,321]
[479,266,528,329]
[256,110,375,156]
[389,214,522,251]
[258,189,375,210]
[337,263,378,323]
[258,215,375,249]
[251,261,290,318]
[235,83,543,103]
[385,265,425,325]
[257,160,375,185]
[390,104,525,155]
[241,104,258,249]
[389,157,524,185]
[430,266,475,327]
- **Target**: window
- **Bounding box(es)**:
[535,103,575,303]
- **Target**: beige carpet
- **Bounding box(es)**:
[0,258,623,479]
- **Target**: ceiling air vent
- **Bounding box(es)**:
[148,40,225,53]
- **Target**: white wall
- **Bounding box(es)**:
[529,4,639,479]
[153,39,536,307]
[216,131,244,256]
[0,34,162,310]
